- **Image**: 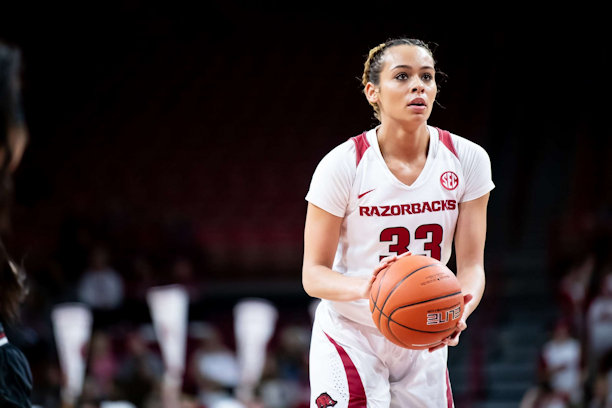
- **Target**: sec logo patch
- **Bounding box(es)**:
[440,171,459,190]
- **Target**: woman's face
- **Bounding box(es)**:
[369,45,437,125]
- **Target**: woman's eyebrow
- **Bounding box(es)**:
[390,64,435,71]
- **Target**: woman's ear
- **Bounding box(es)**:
[364,82,379,104]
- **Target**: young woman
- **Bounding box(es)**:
[0,40,32,408]
[303,38,494,407]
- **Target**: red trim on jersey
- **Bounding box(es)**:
[446,369,454,408]
[351,132,370,167]
[324,332,367,407]
[436,128,458,159]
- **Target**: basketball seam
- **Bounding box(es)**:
[386,291,462,336]
[376,263,438,329]
[387,322,410,348]
[388,322,457,334]
[390,290,462,311]
[374,266,392,329]
[370,268,386,326]
[370,269,409,347]
[371,266,386,305]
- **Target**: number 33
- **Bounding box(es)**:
[379,224,443,261]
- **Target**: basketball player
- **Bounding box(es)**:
[0,41,32,408]
[303,38,494,407]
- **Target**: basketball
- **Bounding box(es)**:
[369,254,464,350]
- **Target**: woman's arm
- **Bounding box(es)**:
[429,192,489,352]
[302,203,373,301]
[454,192,490,319]
[434,192,489,350]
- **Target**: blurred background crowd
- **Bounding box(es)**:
[1,2,610,407]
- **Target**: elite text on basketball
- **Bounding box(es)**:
[426,304,462,325]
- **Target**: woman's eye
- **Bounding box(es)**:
[422,73,433,81]
[395,73,408,80]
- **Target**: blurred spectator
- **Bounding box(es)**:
[30,362,62,408]
[519,379,568,408]
[586,273,612,376]
[124,255,158,303]
[540,319,583,405]
[169,256,202,302]
[271,325,309,384]
[257,325,310,408]
[99,401,137,408]
[77,245,124,311]
[86,330,119,400]
[113,327,164,407]
[558,253,595,336]
[589,369,612,408]
[187,322,240,408]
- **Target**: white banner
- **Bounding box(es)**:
[146,284,189,381]
[233,297,278,399]
[51,303,93,405]
[100,402,136,408]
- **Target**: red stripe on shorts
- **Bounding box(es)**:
[324,332,367,408]
[446,369,453,408]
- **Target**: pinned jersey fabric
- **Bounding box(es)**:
[0,322,33,408]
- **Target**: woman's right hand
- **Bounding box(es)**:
[361,252,412,299]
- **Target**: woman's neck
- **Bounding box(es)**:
[377,122,430,162]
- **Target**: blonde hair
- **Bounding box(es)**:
[361,38,435,120]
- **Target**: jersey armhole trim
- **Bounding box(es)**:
[351,132,370,166]
[435,127,458,159]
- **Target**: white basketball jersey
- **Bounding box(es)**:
[305,125,494,327]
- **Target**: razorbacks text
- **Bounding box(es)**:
[359,200,457,217]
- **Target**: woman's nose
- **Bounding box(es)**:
[411,78,425,93]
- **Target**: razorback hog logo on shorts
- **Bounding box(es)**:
[440,171,459,190]
[315,392,337,408]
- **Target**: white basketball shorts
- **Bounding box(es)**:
[308,301,454,408]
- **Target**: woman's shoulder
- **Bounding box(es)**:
[317,132,365,166]
[321,129,376,165]
[433,127,491,163]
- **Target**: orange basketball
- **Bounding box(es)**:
[369,254,464,350]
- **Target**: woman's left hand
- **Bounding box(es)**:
[428,293,473,352]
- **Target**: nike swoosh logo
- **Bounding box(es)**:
[358,189,375,199]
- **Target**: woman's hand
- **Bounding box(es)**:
[428,293,473,352]
[360,252,412,299]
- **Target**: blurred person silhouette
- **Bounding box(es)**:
[539,319,583,405]
[187,322,240,408]
[273,325,310,383]
[113,327,164,408]
[0,40,31,408]
[519,379,569,408]
[257,325,310,408]
[30,362,62,408]
[586,272,612,379]
[85,331,119,401]
[124,255,158,303]
[169,256,202,303]
[559,253,595,335]
[77,245,125,325]
[589,366,612,408]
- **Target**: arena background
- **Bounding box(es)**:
[1,2,610,407]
